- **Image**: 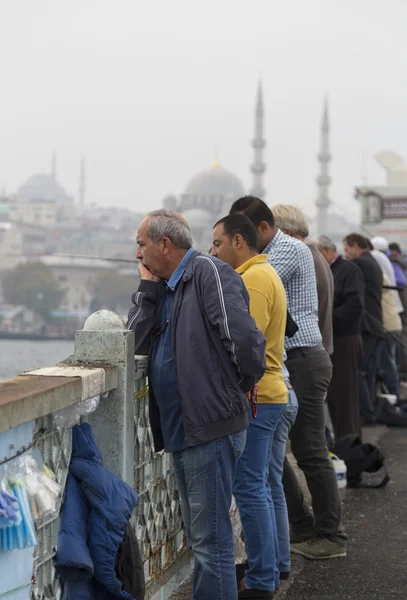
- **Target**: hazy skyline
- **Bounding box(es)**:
[1,0,406,226]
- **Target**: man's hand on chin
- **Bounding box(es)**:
[139,262,162,283]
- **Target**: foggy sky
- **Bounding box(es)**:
[1,0,406,225]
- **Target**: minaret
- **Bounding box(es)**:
[316,96,331,234]
[51,150,57,179]
[250,80,266,199]
[79,156,86,207]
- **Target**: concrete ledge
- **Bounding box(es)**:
[0,365,118,433]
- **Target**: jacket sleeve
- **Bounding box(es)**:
[393,262,407,289]
[196,256,266,392]
[127,280,161,355]
[54,474,94,582]
[333,264,364,329]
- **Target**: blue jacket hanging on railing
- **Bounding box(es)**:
[55,423,144,600]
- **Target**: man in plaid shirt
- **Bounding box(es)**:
[230,197,347,560]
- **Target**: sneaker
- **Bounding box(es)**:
[290,537,347,560]
[290,532,314,544]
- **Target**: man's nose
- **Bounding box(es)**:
[136,248,143,260]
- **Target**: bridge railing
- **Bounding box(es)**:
[0,310,190,600]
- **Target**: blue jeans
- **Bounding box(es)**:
[233,403,286,592]
[268,389,298,572]
[172,430,247,600]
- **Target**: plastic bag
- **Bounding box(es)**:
[0,489,21,529]
[0,478,36,551]
[4,455,61,521]
[53,395,101,428]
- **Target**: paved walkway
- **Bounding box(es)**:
[170,425,407,599]
[279,426,407,600]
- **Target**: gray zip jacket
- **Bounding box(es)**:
[127,250,266,452]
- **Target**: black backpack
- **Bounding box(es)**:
[333,435,390,488]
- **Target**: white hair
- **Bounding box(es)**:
[147,209,193,249]
[272,204,309,238]
[314,235,337,252]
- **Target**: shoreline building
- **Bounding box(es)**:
[355,152,407,247]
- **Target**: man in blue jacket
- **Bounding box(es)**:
[127,209,266,600]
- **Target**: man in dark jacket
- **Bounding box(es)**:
[316,236,364,440]
[127,209,266,600]
[343,233,384,424]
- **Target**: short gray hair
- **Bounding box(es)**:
[272,204,309,238]
[147,208,193,249]
[314,235,337,252]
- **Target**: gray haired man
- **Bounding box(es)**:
[127,209,266,600]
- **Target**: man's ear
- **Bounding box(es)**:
[160,237,171,254]
[234,233,244,249]
[258,220,269,234]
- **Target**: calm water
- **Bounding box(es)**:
[0,339,75,380]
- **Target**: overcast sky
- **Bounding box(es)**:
[0,0,406,224]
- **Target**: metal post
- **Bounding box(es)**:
[71,310,135,486]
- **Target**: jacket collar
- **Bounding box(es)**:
[166,248,195,290]
[183,249,201,281]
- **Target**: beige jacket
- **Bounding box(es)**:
[382,271,402,332]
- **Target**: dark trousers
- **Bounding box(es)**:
[359,334,381,423]
[327,334,363,441]
[283,346,346,543]
[378,332,401,399]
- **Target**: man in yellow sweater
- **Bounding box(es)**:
[211,213,288,599]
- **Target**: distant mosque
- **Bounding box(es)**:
[11,83,355,250]
[160,82,349,251]
[162,82,267,251]
[14,151,86,208]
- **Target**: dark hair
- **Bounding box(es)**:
[364,238,373,251]
[229,196,275,228]
[343,233,369,250]
[215,213,258,250]
[389,242,402,253]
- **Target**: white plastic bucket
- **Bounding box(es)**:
[329,452,347,489]
[377,392,397,406]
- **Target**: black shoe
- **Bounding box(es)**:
[238,589,275,599]
[279,570,290,580]
[236,562,249,584]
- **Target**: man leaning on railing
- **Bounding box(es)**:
[127,209,266,600]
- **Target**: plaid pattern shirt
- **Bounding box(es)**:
[264,229,322,349]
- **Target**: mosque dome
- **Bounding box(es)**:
[16,174,73,204]
[184,162,245,198]
[181,207,214,229]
